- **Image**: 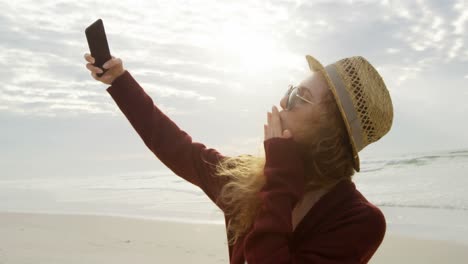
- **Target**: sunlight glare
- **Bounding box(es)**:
[214,22,286,74]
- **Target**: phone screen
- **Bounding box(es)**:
[85,19,112,77]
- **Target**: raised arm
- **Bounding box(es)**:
[84,54,228,210]
[243,137,306,263]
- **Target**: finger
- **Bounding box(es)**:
[103,58,122,69]
[86,63,103,74]
[84,53,95,64]
[271,106,282,137]
[91,72,99,81]
[101,74,112,83]
[264,124,268,140]
[267,112,272,138]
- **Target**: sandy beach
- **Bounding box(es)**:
[1,212,467,264]
[0,212,229,264]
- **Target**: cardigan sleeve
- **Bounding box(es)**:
[106,71,228,210]
[243,138,386,264]
[244,137,306,263]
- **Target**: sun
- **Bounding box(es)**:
[213,22,285,74]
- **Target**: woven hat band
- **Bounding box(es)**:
[325,64,364,152]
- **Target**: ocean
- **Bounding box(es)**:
[355,148,468,244]
[2,148,468,244]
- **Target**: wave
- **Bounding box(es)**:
[448,149,468,155]
[360,148,468,173]
[376,202,468,211]
[87,186,204,196]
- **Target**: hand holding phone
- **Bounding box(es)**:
[85,19,112,77]
[84,19,125,84]
[84,53,125,84]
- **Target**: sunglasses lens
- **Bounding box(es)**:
[287,87,297,110]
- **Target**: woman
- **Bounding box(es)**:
[84,53,393,263]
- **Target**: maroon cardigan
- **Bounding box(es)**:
[106,71,386,264]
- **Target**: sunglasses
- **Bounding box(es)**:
[284,85,315,111]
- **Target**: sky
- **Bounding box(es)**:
[1,0,467,179]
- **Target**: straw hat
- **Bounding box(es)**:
[305,55,393,172]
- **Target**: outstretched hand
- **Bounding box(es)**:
[264,106,292,140]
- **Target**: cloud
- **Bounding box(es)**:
[0,48,115,116]
[140,82,216,101]
[334,0,468,85]
[0,0,467,147]
[3,0,303,116]
[448,38,464,59]
[134,68,222,86]
[386,48,400,54]
[453,0,468,35]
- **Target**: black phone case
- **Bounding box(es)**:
[85,19,112,77]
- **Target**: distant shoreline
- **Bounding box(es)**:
[0,209,226,225]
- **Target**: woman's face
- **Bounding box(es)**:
[279,71,331,144]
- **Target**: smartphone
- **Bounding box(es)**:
[85,19,112,77]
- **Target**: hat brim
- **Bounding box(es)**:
[305,55,361,172]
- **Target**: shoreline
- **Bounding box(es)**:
[2,211,468,263]
[0,209,226,225]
